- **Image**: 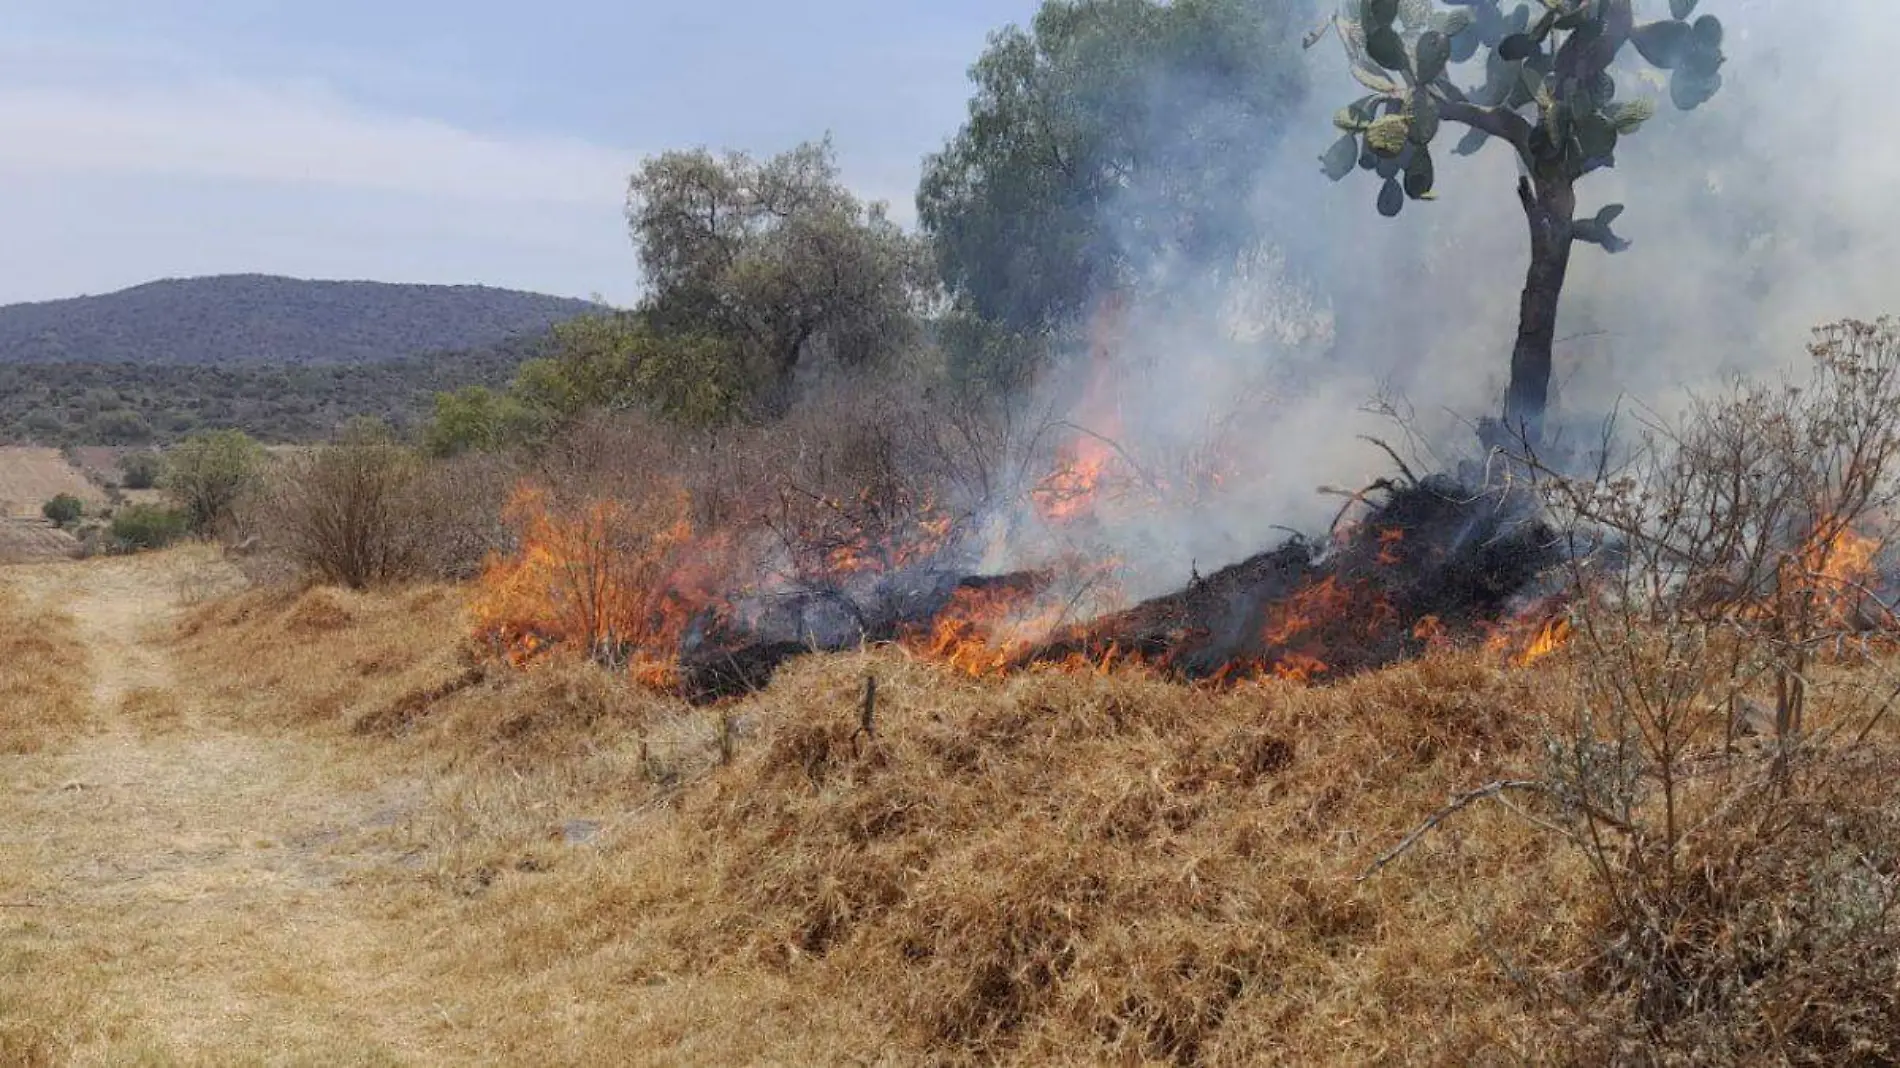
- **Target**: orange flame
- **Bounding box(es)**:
[1795,524,1881,628]
[1514,616,1573,667]
[470,481,737,685]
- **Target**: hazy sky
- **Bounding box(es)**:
[0,1,1037,306]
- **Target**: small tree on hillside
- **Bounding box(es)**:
[41,494,83,528]
[1313,0,1726,437]
[118,451,164,490]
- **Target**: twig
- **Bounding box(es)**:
[1358,435,1419,487]
[855,674,877,744]
[1321,478,1399,539]
[1358,780,1545,882]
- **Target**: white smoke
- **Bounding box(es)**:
[983,0,1900,599]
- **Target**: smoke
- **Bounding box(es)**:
[977,0,1900,599]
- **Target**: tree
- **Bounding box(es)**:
[423,386,538,457]
[918,0,1310,348]
[1313,0,1727,436]
[164,429,265,534]
[625,140,931,415]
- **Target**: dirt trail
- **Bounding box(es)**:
[0,554,446,1063]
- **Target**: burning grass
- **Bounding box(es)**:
[469,468,1573,704]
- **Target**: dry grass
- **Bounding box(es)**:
[163,576,1590,1062]
[1,555,1889,1064]
[0,576,90,754]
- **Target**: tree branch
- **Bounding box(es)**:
[1436,99,1533,157]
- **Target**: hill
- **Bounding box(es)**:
[0,339,539,446]
[0,275,602,367]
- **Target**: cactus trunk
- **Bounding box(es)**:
[1504,175,1576,441]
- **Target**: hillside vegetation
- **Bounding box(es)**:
[0,342,536,445]
[0,275,598,367]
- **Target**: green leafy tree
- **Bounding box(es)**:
[163,429,265,534]
[918,0,1310,353]
[423,386,539,457]
[626,139,932,415]
[1313,0,1726,435]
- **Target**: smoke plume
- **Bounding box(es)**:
[978,0,1900,599]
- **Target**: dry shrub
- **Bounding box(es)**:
[0,581,89,754]
[1496,319,1900,1058]
[260,430,518,589]
[531,377,1038,584]
[285,587,355,633]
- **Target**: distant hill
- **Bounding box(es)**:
[0,275,603,366]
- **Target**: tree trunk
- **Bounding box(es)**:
[1504,175,1576,441]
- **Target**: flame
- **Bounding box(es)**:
[1034,441,1116,525]
[1795,524,1882,628]
[913,583,1044,678]
[1375,527,1405,566]
[1034,295,1129,526]
[1514,616,1573,667]
[1482,611,1574,667]
[470,481,737,684]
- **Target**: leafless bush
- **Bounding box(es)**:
[264,428,519,589]
[1522,318,1900,1054]
[268,431,429,588]
[529,376,1054,586]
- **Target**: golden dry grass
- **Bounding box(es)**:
[159,575,1596,1063]
[6,552,1897,1064]
[0,574,90,754]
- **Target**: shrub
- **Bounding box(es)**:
[1512,318,1900,1057]
[164,429,265,535]
[118,450,164,490]
[109,504,188,551]
[41,494,83,527]
[266,423,422,588]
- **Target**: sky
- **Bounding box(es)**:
[0,1,1037,307]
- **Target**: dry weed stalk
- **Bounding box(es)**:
[1367,320,1900,1056]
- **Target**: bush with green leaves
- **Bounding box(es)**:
[163,429,266,534]
[117,451,164,490]
[108,504,189,551]
[41,494,83,527]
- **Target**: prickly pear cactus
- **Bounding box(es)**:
[1313,0,1726,248]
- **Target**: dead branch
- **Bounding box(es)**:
[1358,436,1419,487]
[1358,780,1546,883]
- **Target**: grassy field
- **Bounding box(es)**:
[0,550,1895,1064]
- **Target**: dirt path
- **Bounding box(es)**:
[0,555,446,1064]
